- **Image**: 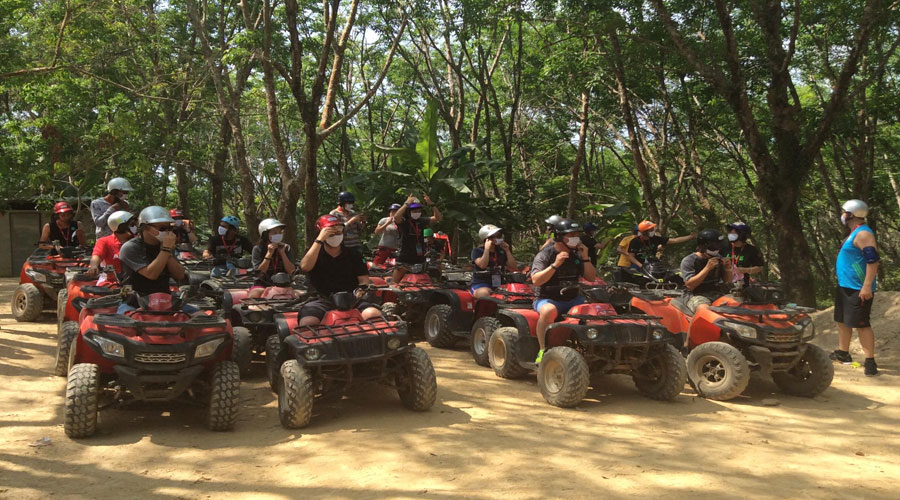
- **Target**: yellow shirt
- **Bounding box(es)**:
[616,235,636,267]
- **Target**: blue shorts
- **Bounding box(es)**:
[469,283,491,294]
[533,296,586,315]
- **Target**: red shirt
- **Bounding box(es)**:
[92,234,126,274]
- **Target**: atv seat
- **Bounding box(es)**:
[669,297,694,317]
[81,286,117,296]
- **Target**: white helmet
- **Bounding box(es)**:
[841,199,869,218]
[258,218,286,235]
[107,210,135,232]
[478,224,502,241]
[107,177,133,193]
[138,206,175,226]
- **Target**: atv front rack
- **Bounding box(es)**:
[292,318,403,339]
[94,313,227,336]
[708,305,814,321]
[564,313,662,324]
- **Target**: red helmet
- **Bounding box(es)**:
[315,214,343,231]
[637,220,657,233]
[53,201,73,214]
[169,208,185,219]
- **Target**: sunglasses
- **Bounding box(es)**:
[151,225,174,231]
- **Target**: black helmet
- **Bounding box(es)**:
[338,191,355,204]
[725,221,751,241]
[553,218,582,239]
[697,228,724,248]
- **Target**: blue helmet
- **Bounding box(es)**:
[338,191,355,204]
[221,215,241,229]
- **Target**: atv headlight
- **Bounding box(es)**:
[95,336,125,358]
[25,269,47,283]
[195,338,225,358]
[721,320,757,339]
[801,322,816,340]
[247,311,263,322]
[652,329,665,340]
[585,328,599,340]
[387,338,402,350]
[304,347,322,361]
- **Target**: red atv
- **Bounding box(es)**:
[630,282,831,400]
[377,262,447,335]
[267,287,437,428]
[486,285,686,407]
[12,245,90,322]
[225,272,307,376]
[421,272,534,365]
[55,268,122,376]
[63,280,247,438]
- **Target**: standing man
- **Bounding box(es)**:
[832,199,880,376]
[330,191,366,260]
[373,203,402,265]
[91,177,133,238]
[391,194,442,283]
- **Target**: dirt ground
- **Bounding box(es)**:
[1,278,898,500]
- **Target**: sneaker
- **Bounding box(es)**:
[830,350,852,364]
[535,349,545,364]
[864,358,879,377]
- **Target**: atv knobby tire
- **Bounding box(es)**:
[397,347,437,411]
[232,327,253,376]
[13,283,43,322]
[64,363,99,438]
[56,288,67,334]
[265,334,283,392]
[686,341,750,401]
[55,321,80,377]
[632,344,687,401]
[470,316,501,367]
[381,302,400,320]
[279,360,314,428]
[772,344,834,397]
[207,361,240,431]
[424,304,455,348]
[537,346,589,408]
[488,327,530,379]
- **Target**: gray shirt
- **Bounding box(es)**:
[376,217,400,249]
[330,207,363,248]
[90,197,118,238]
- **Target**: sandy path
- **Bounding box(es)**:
[0,278,898,499]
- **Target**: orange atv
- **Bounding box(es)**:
[630,283,832,401]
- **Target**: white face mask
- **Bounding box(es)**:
[344,204,354,211]
[326,234,344,247]
[217,226,228,236]
[705,249,720,257]
[269,233,283,244]
[129,226,138,235]
[175,220,184,227]
[119,193,129,202]
[840,213,849,226]
[156,230,172,241]
[727,233,738,242]
[565,236,580,249]
[411,212,422,220]
[492,237,504,245]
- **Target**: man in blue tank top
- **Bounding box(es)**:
[832,199,880,376]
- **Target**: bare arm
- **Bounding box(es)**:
[374,219,390,235]
[137,251,172,280]
[38,224,52,249]
[300,227,337,272]
[854,231,879,298]
[667,233,697,245]
[165,253,185,280]
[684,258,719,291]
[473,241,493,268]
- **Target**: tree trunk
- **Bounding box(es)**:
[303,125,320,245]
[566,91,589,218]
[210,114,230,228]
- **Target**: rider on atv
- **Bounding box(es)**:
[90,177,132,238]
[298,214,382,326]
[539,215,562,250]
[169,208,199,247]
[680,229,733,314]
[39,201,88,255]
[470,224,519,298]
[249,218,296,298]
[391,194,442,283]
[85,210,136,283]
[722,222,764,283]
[615,220,694,283]
[118,206,187,313]
[203,215,253,277]
[373,203,402,266]
[530,218,596,363]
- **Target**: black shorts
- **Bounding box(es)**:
[299,298,379,321]
[834,286,873,328]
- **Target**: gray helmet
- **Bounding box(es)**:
[107,210,135,232]
[478,224,502,241]
[258,217,286,235]
[138,206,175,226]
[107,177,133,193]
[841,199,869,218]
[545,215,562,227]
